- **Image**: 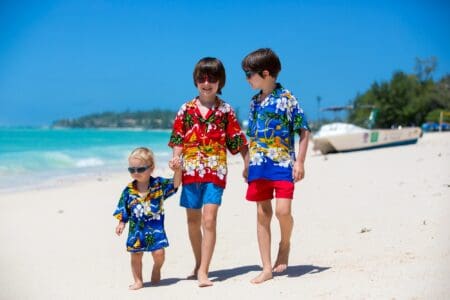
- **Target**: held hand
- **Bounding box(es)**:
[292,161,305,182]
[115,222,125,236]
[169,157,182,170]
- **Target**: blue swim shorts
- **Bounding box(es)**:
[180,183,224,209]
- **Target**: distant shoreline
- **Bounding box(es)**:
[0,126,172,132]
[51,109,177,129]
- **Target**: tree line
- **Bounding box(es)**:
[348,57,450,128]
[52,109,177,129]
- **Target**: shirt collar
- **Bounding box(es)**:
[127,177,155,196]
[252,83,284,101]
[187,96,224,110]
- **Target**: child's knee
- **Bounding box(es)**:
[258,205,273,218]
[187,216,202,228]
[152,249,165,262]
[202,216,217,231]
[275,209,292,220]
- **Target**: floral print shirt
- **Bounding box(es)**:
[169,97,247,188]
[113,177,177,252]
[247,83,310,183]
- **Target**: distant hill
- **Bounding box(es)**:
[52,109,177,129]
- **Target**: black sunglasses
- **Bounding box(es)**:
[244,70,259,79]
[128,166,150,174]
[196,74,218,84]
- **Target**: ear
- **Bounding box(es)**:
[261,70,270,78]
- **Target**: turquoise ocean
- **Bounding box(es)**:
[0,127,172,192]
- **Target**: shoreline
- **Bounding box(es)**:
[0,165,175,195]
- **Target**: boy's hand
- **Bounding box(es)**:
[115,222,125,236]
[169,157,182,170]
[293,161,305,182]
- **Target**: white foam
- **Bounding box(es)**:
[75,158,105,168]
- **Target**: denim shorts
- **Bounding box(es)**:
[180,183,224,209]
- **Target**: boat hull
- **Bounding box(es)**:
[313,127,422,154]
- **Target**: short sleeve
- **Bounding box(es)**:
[168,105,186,147]
[160,177,178,200]
[289,96,310,133]
[246,98,257,137]
[225,107,248,154]
[113,188,130,223]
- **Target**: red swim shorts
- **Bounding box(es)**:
[246,179,294,201]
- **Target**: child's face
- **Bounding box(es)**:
[128,157,152,183]
[245,71,266,90]
[196,74,219,98]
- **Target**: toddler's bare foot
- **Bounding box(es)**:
[151,266,161,285]
[197,272,213,287]
[128,281,143,290]
[250,271,273,284]
[273,242,290,273]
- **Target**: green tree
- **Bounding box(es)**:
[348,58,450,128]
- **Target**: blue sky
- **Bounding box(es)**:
[1,0,449,126]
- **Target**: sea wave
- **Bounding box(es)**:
[0,149,169,172]
[0,151,102,171]
[0,128,172,191]
[75,158,105,168]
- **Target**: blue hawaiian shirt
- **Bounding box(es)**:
[113,177,177,252]
[247,83,310,182]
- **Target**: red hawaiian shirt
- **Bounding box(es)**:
[168,97,247,188]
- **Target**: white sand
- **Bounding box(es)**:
[1,132,449,300]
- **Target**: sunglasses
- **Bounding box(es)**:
[196,74,218,84]
[244,70,259,79]
[128,166,150,174]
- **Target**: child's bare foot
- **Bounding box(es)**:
[250,271,273,284]
[273,242,290,273]
[197,272,213,287]
[151,266,161,285]
[128,281,143,290]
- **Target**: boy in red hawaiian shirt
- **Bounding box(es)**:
[168,57,248,287]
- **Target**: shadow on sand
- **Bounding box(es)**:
[209,264,330,282]
[143,277,183,288]
[273,264,330,278]
[141,264,331,287]
[209,265,262,282]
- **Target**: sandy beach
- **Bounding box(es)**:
[1,132,449,300]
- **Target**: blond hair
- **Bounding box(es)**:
[129,147,155,168]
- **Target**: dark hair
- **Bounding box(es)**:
[193,57,226,94]
[241,48,281,78]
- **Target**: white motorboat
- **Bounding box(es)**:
[312,122,422,154]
